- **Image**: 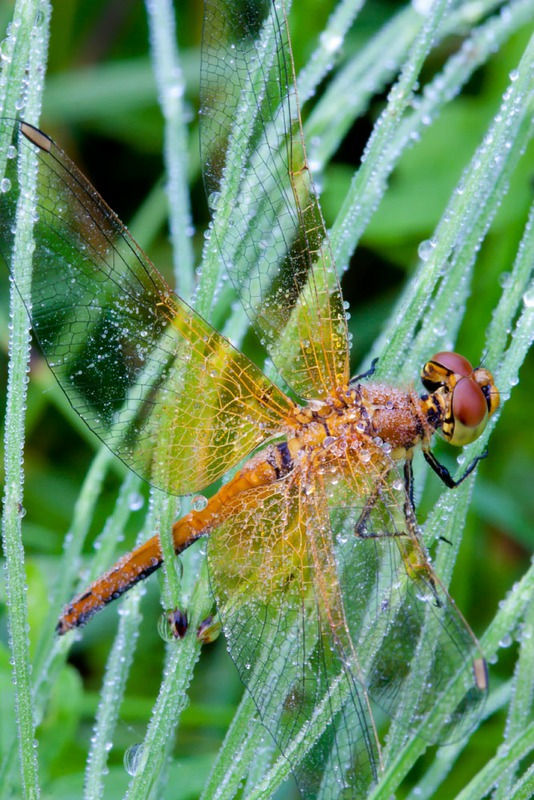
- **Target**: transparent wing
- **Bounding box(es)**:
[201,0,349,400]
[330,448,488,745]
[0,118,295,495]
[207,445,486,796]
[208,473,381,800]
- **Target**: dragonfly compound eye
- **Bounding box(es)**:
[420,350,473,393]
[430,351,474,377]
[448,376,489,446]
[421,351,499,445]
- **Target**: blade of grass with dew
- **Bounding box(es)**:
[379,113,534,798]
[31,448,114,697]
[0,2,50,798]
[493,596,534,798]
[84,587,143,800]
[454,721,534,800]
[200,693,273,800]
[271,0,453,376]
[84,481,166,799]
[123,546,213,800]
[404,682,513,800]
[386,32,534,376]
[366,548,534,798]
[146,0,195,300]
[305,0,518,179]
[83,3,229,795]
[82,2,205,793]
[360,25,534,377]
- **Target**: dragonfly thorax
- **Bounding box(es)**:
[286,382,430,467]
[284,350,500,474]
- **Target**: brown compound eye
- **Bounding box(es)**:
[430,351,473,378]
[420,350,471,393]
[448,375,489,446]
[421,351,500,446]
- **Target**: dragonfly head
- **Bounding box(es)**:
[420,351,500,446]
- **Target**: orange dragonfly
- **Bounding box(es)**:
[0,2,498,797]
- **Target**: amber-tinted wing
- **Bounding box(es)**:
[0,119,295,495]
[330,448,488,745]
[208,472,380,800]
[209,445,487,796]
[201,0,349,400]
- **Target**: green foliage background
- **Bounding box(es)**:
[0,1,533,798]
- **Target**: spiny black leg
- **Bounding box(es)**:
[423,448,489,489]
[354,493,376,537]
[355,481,405,540]
[400,465,443,608]
[403,458,415,512]
[350,357,379,384]
[402,456,421,537]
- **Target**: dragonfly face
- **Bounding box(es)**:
[421,351,500,447]
[0,1,500,796]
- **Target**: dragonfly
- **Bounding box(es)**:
[0,2,499,797]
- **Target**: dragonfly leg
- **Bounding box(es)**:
[354,483,403,540]
[350,357,379,384]
[403,457,415,511]
[399,460,444,608]
[354,487,378,537]
[423,447,488,488]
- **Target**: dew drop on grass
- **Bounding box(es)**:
[127,492,144,511]
[124,743,144,776]
[417,238,436,262]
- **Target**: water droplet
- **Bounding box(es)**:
[207,191,221,211]
[0,178,11,193]
[128,492,144,511]
[418,238,436,262]
[158,608,188,641]
[412,0,434,16]
[197,614,221,644]
[499,633,512,648]
[320,30,342,54]
[124,743,144,776]
[191,495,208,512]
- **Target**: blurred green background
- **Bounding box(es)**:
[0,0,532,797]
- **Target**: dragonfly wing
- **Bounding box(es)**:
[208,472,381,799]
[201,0,349,400]
[329,451,488,744]
[0,119,294,495]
